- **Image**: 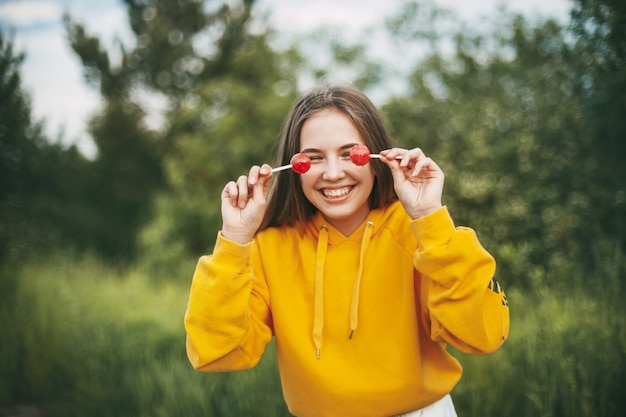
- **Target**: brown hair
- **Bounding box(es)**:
[259,82,397,230]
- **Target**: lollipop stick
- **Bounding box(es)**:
[369,154,402,160]
[271,164,292,173]
[270,153,311,174]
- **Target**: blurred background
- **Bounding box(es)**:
[0,0,624,416]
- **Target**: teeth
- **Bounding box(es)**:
[322,187,351,198]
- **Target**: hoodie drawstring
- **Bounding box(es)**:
[312,222,374,359]
[313,226,328,360]
[349,221,373,339]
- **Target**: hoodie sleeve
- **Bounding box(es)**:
[411,207,509,355]
[184,232,273,371]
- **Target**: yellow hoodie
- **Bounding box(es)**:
[185,202,509,417]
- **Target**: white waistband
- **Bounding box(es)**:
[395,394,457,417]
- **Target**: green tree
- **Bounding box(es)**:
[382,1,625,291]
[0,31,40,263]
[0,31,95,264]
[62,0,258,260]
[569,0,626,271]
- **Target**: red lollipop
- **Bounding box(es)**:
[290,153,311,174]
[270,152,311,174]
[350,145,401,166]
[350,144,371,166]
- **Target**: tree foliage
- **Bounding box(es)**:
[383,0,625,291]
[60,0,259,260]
[0,32,94,263]
[569,0,626,254]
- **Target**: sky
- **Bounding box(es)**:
[0,0,572,157]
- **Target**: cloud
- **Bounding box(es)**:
[262,0,394,34]
[436,0,570,22]
[3,0,130,158]
[0,0,62,27]
[17,25,100,155]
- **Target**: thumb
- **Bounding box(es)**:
[380,156,406,187]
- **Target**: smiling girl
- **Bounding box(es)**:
[184,82,509,417]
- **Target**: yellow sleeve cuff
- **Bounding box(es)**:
[212,231,253,266]
[409,206,456,251]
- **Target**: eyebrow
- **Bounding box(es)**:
[301,143,359,153]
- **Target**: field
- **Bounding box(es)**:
[1,254,624,417]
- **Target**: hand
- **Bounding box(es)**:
[379,148,444,219]
[221,164,273,244]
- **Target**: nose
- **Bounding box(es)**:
[322,156,346,181]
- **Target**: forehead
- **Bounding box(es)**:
[299,109,365,150]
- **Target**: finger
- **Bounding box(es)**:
[258,163,273,180]
[381,148,420,173]
[252,164,273,203]
[259,164,274,195]
[379,148,405,168]
[381,148,405,162]
[236,175,250,208]
[223,181,239,207]
[248,165,262,185]
[379,153,411,188]
[411,157,443,179]
[409,157,431,178]
[400,148,426,169]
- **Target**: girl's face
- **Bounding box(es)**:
[299,109,375,236]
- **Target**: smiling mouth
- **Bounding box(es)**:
[321,186,353,198]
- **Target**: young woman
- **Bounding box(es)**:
[184,82,509,417]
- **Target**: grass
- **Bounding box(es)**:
[452,287,625,417]
[1,253,624,416]
[0,255,288,417]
